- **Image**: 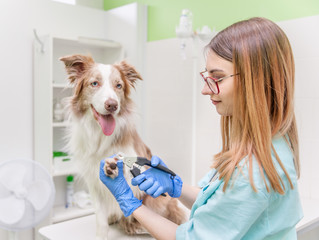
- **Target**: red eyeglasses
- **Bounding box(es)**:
[200,71,239,94]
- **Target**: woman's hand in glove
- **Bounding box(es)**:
[131,156,183,198]
[99,158,142,217]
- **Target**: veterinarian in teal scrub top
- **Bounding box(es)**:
[99,17,303,239]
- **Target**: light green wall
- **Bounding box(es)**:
[104,0,319,41]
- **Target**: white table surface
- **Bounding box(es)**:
[39,214,154,240]
[39,197,319,239]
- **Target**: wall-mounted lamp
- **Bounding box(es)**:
[176,9,217,60]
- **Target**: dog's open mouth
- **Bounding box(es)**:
[91,106,116,136]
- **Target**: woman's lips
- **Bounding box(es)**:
[211,99,221,105]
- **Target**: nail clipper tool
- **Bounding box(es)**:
[116,152,177,197]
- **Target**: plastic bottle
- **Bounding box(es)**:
[176,9,193,60]
[53,101,64,122]
[179,9,193,35]
[176,9,193,38]
[66,175,74,208]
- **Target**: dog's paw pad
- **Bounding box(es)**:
[104,158,118,179]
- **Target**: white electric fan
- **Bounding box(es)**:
[0,159,55,239]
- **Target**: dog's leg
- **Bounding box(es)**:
[95,198,110,240]
[103,157,148,235]
[103,157,118,179]
[118,215,146,235]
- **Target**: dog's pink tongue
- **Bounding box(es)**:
[97,114,116,136]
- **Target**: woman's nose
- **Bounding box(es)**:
[201,83,213,95]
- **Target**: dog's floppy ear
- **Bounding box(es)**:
[115,60,142,88]
[60,54,94,84]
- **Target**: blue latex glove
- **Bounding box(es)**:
[131,156,183,198]
[99,159,142,217]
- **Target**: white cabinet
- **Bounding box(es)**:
[33,35,123,224]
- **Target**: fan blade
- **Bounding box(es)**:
[0,195,25,225]
[0,181,11,198]
[0,163,27,191]
[27,180,51,211]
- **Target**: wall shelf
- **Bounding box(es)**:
[52,121,70,128]
[52,205,95,224]
[52,168,77,177]
[53,83,72,89]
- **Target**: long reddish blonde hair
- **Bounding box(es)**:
[207,17,299,194]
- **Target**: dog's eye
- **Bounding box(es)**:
[116,83,122,89]
[91,81,99,87]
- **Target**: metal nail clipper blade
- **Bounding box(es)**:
[117,152,177,197]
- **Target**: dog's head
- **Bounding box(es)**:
[60,54,142,136]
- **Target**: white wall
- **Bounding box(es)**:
[144,37,220,185]
[279,15,319,202]
[144,38,194,183]
[279,16,319,239]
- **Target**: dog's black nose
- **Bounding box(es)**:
[104,99,118,113]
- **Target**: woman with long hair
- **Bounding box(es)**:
[99,17,303,239]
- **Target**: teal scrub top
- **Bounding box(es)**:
[176,136,303,240]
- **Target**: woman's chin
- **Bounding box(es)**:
[215,105,232,116]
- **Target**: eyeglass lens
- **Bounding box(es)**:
[206,79,218,93]
[201,73,218,93]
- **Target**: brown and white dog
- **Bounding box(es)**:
[60,55,186,239]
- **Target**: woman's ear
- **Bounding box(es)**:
[60,54,94,84]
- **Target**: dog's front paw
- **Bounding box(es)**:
[103,157,118,179]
